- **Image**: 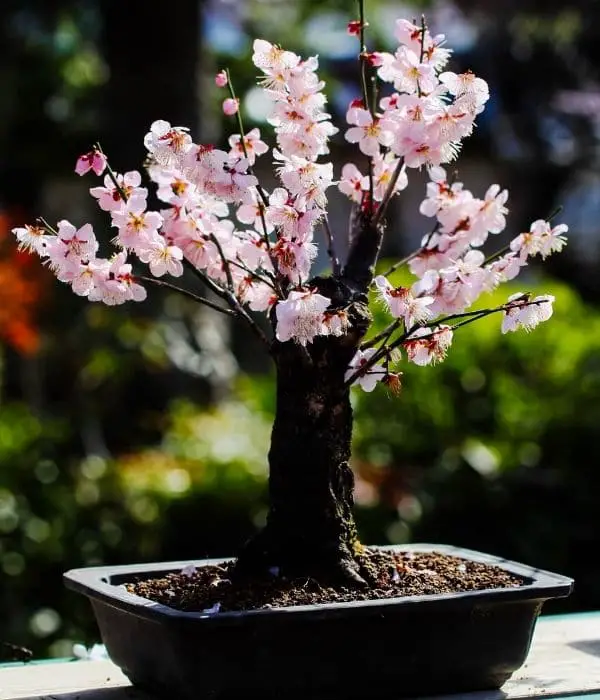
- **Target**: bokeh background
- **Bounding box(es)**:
[2,0,600,658]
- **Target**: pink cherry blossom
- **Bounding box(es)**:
[501,294,555,334]
[371,153,407,201]
[511,220,568,260]
[439,71,489,114]
[374,276,433,327]
[344,348,387,392]
[215,70,228,88]
[137,238,184,278]
[404,325,453,366]
[386,47,438,95]
[111,196,163,252]
[338,163,366,203]
[109,252,147,302]
[53,220,98,265]
[275,289,331,345]
[144,120,192,169]
[75,149,107,176]
[345,108,394,157]
[12,224,48,256]
[90,171,145,212]
[228,128,269,165]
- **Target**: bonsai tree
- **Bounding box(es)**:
[13,5,566,587]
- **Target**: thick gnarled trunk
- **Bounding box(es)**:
[236,212,383,584]
[236,277,374,584]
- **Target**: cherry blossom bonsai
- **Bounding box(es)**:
[15,6,567,593]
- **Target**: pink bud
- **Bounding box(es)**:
[222,98,239,116]
[366,52,384,67]
[215,70,228,88]
[91,151,107,176]
[347,20,362,36]
[75,149,107,177]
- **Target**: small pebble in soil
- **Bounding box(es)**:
[126,549,525,614]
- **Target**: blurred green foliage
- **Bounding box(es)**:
[2,272,598,655]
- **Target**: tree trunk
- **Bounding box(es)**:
[236,277,375,585]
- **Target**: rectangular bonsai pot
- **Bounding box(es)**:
[64,544,573,699]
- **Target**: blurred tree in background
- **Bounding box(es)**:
[1,0,600,658]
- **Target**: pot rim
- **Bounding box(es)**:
[64,543,574,624]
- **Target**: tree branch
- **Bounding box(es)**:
[182,259,272,350]
[322,216,341,276]
[342,205,386,293]
[137,275,235,315]
[346,296,543,387]
[372,158,405,229]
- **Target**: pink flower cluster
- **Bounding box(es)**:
[12,13,567,396]
[13,219,146,305]
[252,39,336,286]
[339,18,489,210]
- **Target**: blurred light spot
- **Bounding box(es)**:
[30,608,61,637]
[76,481,100,506]
[164,468,191,494]
[129,497,159,524]
[101,521,122,547]
[462,440,500,477]
[49,639,77,658]
[81,455,107,480]
[25,517,51,543]
[440,447,460,472]
[0,512,19,533]
[35,460,59,484]
[304,12,356,59]
[2,552,25,576]
[244,86,272,123]
[461,367,486,392]
[397,495,422,523]
[354,477,379,507]
[45,95,71,122]
[203,9,247,54]
[252,507,267,529]
[386,520,411,544]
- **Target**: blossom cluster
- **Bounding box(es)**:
[12,13,567,396]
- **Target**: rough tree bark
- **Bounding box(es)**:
[236,216,386,585]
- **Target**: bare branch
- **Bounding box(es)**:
[137,276,236,315]
[230,258,276,289]
[322,216,341,275]
[361,320,400,350]
[372,158,405,229]
[208,233,235,292]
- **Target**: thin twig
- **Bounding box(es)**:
[38,217,58,235]
[138,276,235,315]
[322,216,341,275]
[372,158,405,228]
[379,221,440,278]
[182,260,272,350]
[345,296,543,387]
[208,233,235,292]
[357,0,375,214]
[230,258,276,289]
[361,319,401,350]
[94,142,128,202]
[225,67,276,273]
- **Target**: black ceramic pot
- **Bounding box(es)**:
[64,544,573,699]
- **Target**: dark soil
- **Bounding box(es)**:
[126,549,525,613]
